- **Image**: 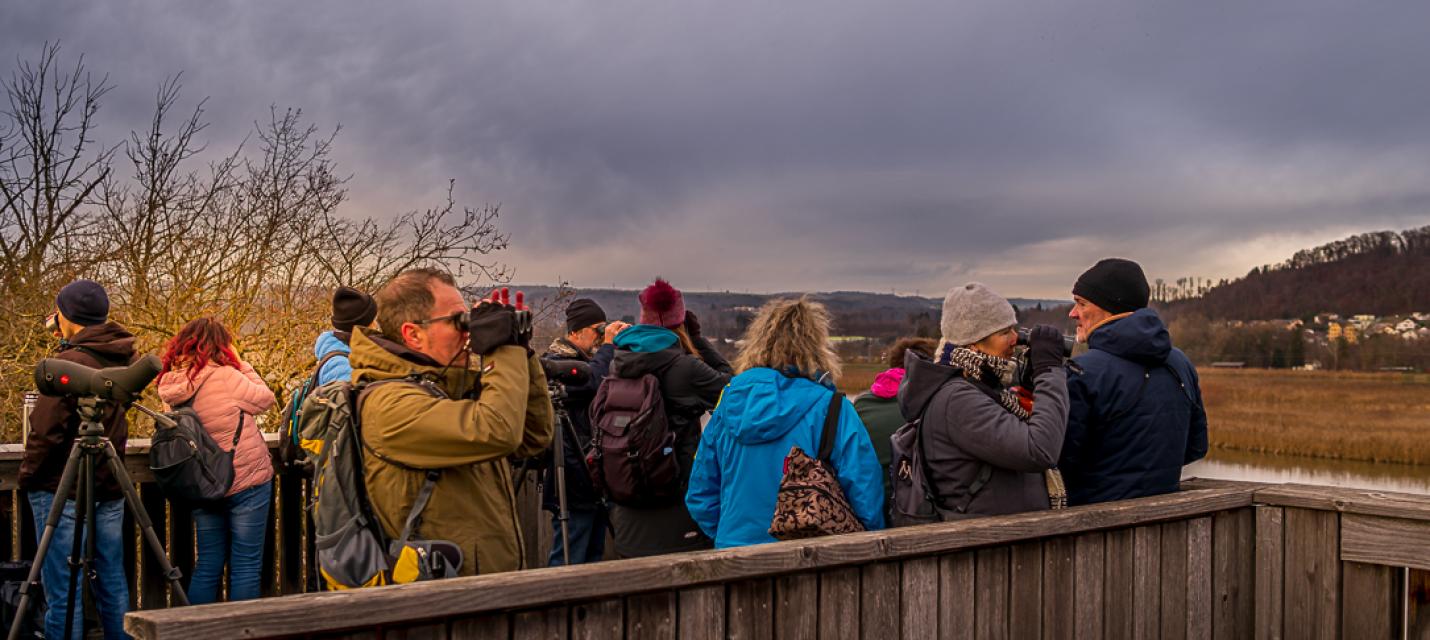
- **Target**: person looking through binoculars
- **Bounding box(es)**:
[352,268,553,576]
[17,280,138,640]
[541,299,629,566]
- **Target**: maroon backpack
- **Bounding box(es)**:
[588,374,682,507]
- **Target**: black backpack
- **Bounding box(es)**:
[588,374,681,507]
[0,561,45,639]
[279,350,345,471]
[148,405,243,505]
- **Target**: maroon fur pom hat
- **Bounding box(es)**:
[638,278,686,329]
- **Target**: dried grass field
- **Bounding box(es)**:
[837,362,1430,466]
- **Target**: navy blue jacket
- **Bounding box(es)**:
[540,340,616,512]
[1058,308,1208,505]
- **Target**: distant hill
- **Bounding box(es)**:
[505,285,1064,340]
[1167,225,1430,321]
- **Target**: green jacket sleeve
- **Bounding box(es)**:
[362,345,534,468]
[513,351,554,459]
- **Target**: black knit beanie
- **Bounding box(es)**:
[1073,258,1150,314]
[56,279,109,326]
[565,298,607,334]
[332,286,378,332]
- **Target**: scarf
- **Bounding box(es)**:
[937,340,1068,510]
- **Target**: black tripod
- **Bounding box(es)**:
[8,398,190,640]
[548,382,579,566]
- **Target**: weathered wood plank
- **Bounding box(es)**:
[572,598,624,640]
[975,547,1010,640]
[277,472,304,596]
[1255,484,1430,522]
[676,586,723,640]
[1102,528,1134,640]
[729,579,774,640]
[449,613,510,640]
[774,573,817,640]
[512,607,567,640]
[1009,541,1043,640]
[260,480,279,598]
[1160,520,1188,640]
[899,557,938,640]
[385,622,448,640]
[1040,538,1074,640]
[1283,508,1338,640]
[627,591,676,640]
[1185,517,1212,640]
[940,552,976,640]
[1253,506,1284,640]
[1340,561,1399,640]
[1409,568,1430,640]
[138,484,170,609]
[860,562,899,640]
[1342,513,1430,571]
[818,567,860,640]
[1132,525,1160,639]
[1072,532,1104,640]
[1212,509,1253,640]
[123,487,1260,639]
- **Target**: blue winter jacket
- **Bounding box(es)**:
[313,331,353,386]
[686,368,886,548]
[1058,308,1209,506]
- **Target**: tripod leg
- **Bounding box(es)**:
[100,441,191,606]
[62,453,93,640]
[6,442,84,640]
[553,408,572,566]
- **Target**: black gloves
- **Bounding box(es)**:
[683,310,702,341]
[467,304,534,356]
[1027,324,1066,381]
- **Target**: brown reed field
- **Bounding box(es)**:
[837,362,1430,466]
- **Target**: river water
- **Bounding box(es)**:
[1183,448,1430,495]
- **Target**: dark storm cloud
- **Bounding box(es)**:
[4,0,1430,297]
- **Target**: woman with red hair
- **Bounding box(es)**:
[156,317,276,603]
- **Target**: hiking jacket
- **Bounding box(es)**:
[539,338,615,512]
[899,351,1069,519]
[1059,308,1208,505]
[19,322,138,501]
[313,330,354,386]
[852,367,906,501]
[606,325,732,556]
[350,327,553,576]
[157,360,278,496]
[686,368,885,548]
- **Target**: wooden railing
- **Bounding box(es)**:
[7,437,1427,639]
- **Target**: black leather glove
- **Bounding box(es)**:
[683,310,702,341]
[1027,324,1065,381]
[467,303,532,355]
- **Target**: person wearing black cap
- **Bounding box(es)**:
[20,279,137,639]
[312,286,379,386]
[1060,259,1208,506]
[539,299,628,565]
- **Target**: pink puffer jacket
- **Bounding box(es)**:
[157,361,277,497]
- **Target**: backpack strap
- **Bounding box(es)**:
[352,376,450,547]
[815,391,844,463]
[391,469,441,553]
[926,375,996,514]
[313,350,346,383]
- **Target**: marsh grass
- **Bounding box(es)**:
[838,361,1430,465]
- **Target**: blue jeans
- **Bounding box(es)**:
[27,490,129,640]
[189,482,271,604]
[547,504,608,566]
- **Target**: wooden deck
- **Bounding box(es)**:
[4,442,1428,638]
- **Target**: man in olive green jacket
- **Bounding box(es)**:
[353,268,552,576]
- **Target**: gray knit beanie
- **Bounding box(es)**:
[940,282,1017,346]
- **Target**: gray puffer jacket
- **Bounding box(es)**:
[898,351,1069,519]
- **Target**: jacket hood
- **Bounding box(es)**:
[897,351,962,421]
[64,322,136,364]
[157,362,224,406]
[612,324,679,353]
[870,368,904,399]
[1087,308,1172,364]
[718,368,832,445]
[347,326,479,397]
[313,330,352,359]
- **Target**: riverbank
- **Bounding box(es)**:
[839,363,1430,466]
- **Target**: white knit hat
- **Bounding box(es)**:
[940,282,1017,346]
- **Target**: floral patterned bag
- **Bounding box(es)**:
[769,391,866,540]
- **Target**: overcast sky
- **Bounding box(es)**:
[6,1,1430,298]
